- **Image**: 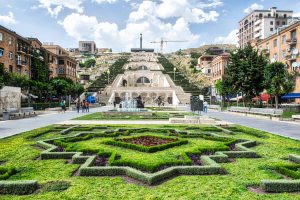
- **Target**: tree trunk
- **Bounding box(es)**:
[275,95,279,109]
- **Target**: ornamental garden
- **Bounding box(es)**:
[0,122,300,199]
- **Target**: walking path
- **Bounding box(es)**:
[203,110,300,140]
[0,106,110,139]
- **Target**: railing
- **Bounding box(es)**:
[16,60,27,66]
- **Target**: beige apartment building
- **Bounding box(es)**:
[197,55,215,75]
[256,20,300,101]
[43,44,77,82]
[0,25,31,76]
[211,53,230,84]
[238,7,293,48]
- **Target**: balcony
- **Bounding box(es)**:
[286,54,297,61]
[16,60,28,66]
[286,38,297,46]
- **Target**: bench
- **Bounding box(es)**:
[21,107,36,117]
[292,115,300,121]
[227,107,283,118]
[208,105,221,111]
[5,107,36,120]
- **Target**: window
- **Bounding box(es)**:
[8,37,12,45]
[0,48,3,57]
[9,52,13,60]
[9,65,13,72]
[284,14,287,18]
[0,33,3,41]
[276,21,280,25]
[17,66,21,74]
[291,30,297,40]
[273,39,277,47]
[282,22,286,25]
[268,14,271,17]
[282,35,286,44]
[270,28,273,31]
[259,13,263,18]
[270,21,273,25]
[58,66,65,74]
[136,77,150,84]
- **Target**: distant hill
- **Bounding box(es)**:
[176,44,237,55]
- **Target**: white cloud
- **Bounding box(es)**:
[214,29,238,45]
[244,3,263,14]
[294,12,300,17]
[92,0,117,4]
[60,0,223,52]
[0,12,17,25]
[36,0,84,17]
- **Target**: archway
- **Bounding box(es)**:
[136,77,150,84]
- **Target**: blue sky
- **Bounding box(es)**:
[0,0,299,52]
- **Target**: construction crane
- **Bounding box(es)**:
[150,38,188,53]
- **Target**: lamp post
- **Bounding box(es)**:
[107,69,110,84]
[173,67,176,81]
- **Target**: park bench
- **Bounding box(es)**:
[292,115,300,121]
[21,107,36,117]
[227,107,283,118]
[227,106,250,113]
[208,105,221,111]
[5,107,36,120]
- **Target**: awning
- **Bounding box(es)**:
[281,93,300,99]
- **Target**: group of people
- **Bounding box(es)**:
[76,99,90,113]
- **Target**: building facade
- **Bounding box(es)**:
[238,7,293,48]
[79,41,97,54]
[43,44,77,82]
[211,53,230,84]
[0,25,32,76]
[197,55,215,75]
[256,20,300,101]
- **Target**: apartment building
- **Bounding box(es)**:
[43,44,77,81]
[238,7,293,48]
[256,20,300,101]
[197,55,215,75]
[0,25,31,76]
[211,53,230,84]
[79,41,97,54]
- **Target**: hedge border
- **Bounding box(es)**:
[103,135,188,153]
[37,126,259,185]
[259,154,300,193]
[0,167,17,180]
[0,180,38,195]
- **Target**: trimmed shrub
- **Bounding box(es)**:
[40,181,70,192]
[0,180,38,195]
[261,179,300,192]
[0,167,17,180]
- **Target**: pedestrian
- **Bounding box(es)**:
[85,101,90,112]
[113,101,116,108]
[76,100,80,113]
[82,100,86,113]
[59,100,64,113]
[203,101,208,113]
[63,100,66,112]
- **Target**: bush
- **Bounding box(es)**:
[0,167,17,180]
[40,181,70,192]
[0,180,38,195]
[261,179,300,192]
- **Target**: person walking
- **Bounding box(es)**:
[203,101,208,113]
[59,100,64,113]
[76,100,80,113]
[85,101,90,112]
[82,100,86,113]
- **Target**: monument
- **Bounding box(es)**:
[98,34,191,106]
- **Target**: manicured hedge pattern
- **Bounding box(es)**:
[0,180,38,195]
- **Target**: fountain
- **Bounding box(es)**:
[117,93,140,112]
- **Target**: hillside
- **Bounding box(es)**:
[177,44,237,55]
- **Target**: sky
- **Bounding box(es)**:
[0,0,300,52]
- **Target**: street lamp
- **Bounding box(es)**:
[107,69,110,84]
[173,67,176,81]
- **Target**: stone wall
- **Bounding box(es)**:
[0,86,21,115]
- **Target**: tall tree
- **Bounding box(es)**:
[264,62,294,109]
[224,45,267,106]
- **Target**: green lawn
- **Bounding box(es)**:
[72,112,193,120]
[0,124,300,199]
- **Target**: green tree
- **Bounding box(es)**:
[264,62,294,109]
[225,45,267,106]
[49,78,71,98]
[190,51,201,59]
[31,49,49,82]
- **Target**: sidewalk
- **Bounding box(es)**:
[0,106,110,139]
